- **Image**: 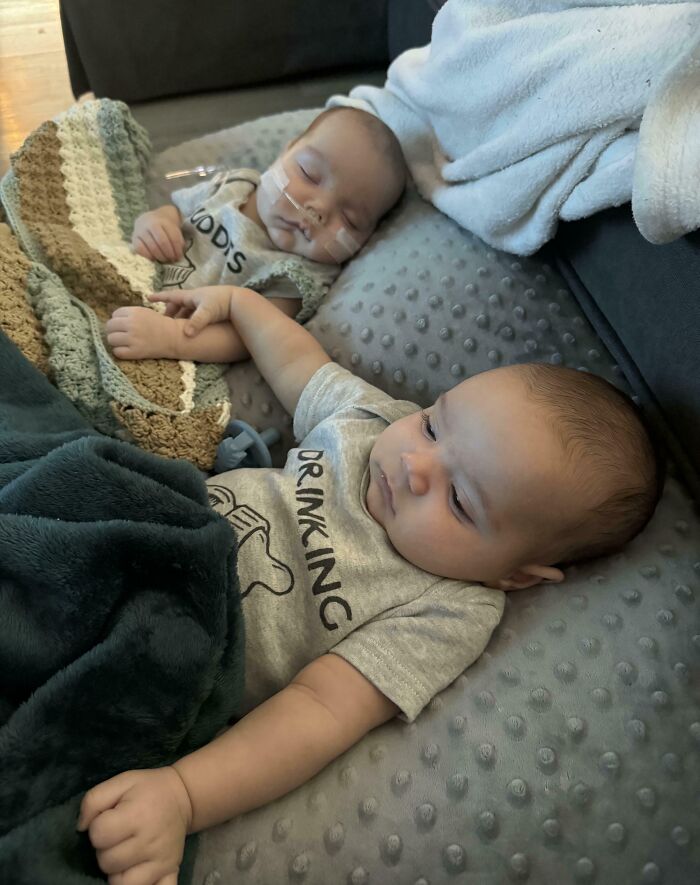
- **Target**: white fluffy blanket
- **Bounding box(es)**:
[330,0,700,256]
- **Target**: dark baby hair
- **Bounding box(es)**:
[517,363,666,565]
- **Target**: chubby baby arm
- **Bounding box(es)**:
[78,655,398,884]
[105,293,300,363]
[105,305,248,363]
[150,285,330,413]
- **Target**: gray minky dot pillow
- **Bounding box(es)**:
[148,111,700,885]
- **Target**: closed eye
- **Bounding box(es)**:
[298,163,318,184]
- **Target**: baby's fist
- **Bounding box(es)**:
[132,207,185,263]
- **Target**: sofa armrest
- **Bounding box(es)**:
[553,207,700,499]
[59,0,389,102]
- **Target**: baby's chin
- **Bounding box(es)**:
[264,223,297,252]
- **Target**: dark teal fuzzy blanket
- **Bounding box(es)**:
[0,330,244,883]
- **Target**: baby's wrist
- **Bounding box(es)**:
[168,763,195,834]
[169,317,198,359]
[227,286,250,323]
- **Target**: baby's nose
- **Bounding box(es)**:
[303,204,323,226]
[401,451,431,496]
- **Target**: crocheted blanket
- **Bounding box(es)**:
[0,99,231,470]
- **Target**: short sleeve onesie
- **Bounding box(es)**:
[165,169,340,322]
[206,363,505,722]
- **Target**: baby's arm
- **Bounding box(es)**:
[105,296,300,363]
[132,204,185,263]
[78,655,398,882]
[144,284,331,413]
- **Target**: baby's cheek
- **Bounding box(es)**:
[268,226,296,253]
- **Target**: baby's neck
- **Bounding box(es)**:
[240,188,266,233]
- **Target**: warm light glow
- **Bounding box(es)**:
[0,0,89,173]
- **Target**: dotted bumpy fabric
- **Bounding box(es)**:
[150,111,700,884]
[0,99,231,469]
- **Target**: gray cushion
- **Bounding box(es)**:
[148,111,700,885]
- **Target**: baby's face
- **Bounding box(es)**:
[256,114,402,264]
[365,366,581,587]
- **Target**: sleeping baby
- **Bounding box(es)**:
[83,283,664,884]
[105,106,406,365]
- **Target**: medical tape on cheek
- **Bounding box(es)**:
[324,226,361,262]
[259,161,289,202]
[261,159,361,261]
[260,161,323,226]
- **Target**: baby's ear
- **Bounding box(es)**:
[496,563,565,591]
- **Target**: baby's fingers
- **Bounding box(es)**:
[160,226,183,263]
[132,237,155,261]
[144,230,170,264]
[183,306,215,337]
[108,868,179,885]
[170,228,186,262]
[147,293,187,318]
[86,807,135,852]
[78,772,136,831]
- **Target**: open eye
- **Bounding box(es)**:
[420,411,436,440]
[451,486,469,519]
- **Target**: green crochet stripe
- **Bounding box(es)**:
[25,265,122,435]
[97,100,152,242]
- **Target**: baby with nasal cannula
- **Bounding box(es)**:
[105,106,407,364]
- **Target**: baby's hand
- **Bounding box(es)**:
[106,306,179,360]
[149,285,238,337]
[77,767,192,885]
[132,208,185,263]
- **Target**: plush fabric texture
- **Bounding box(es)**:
[331,0,700,255]
[0,98,232,470]
[0,329,244,884]
[150,109,700,884]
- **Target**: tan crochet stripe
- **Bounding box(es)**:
[27,221,184,412]
[0,224,51,375]
[14,122,72,230]
[116,356,188,413]
[112,402,225,471]
[29,222,142,321]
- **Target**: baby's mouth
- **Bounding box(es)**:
[279,217,311,241]
[378,469,395,515]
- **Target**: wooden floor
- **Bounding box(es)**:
[0,0,86,174]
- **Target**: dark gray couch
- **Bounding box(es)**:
[59,2,700,883]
